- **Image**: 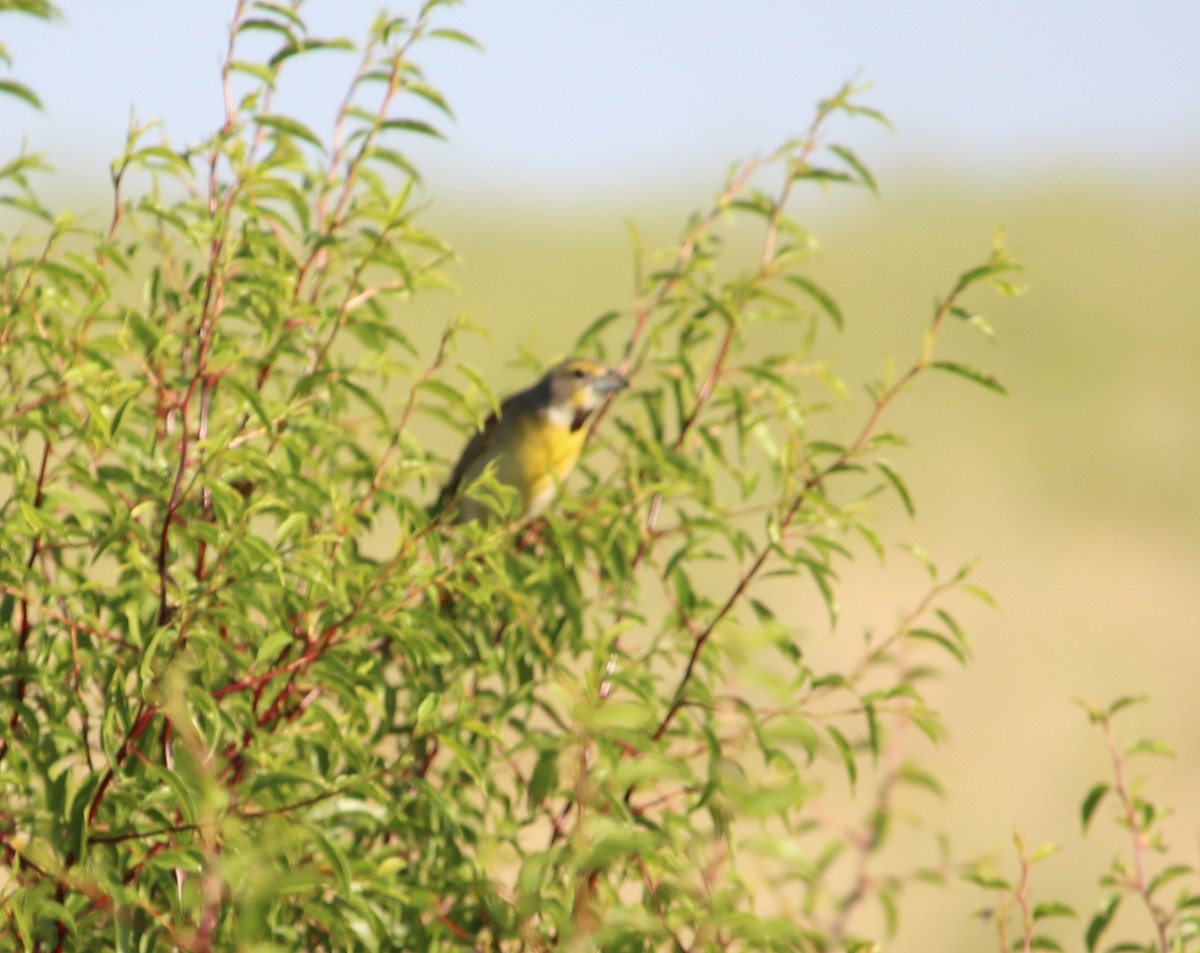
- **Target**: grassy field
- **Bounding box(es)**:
[412,169,1200,949]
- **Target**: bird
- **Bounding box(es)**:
[433,358,629,523]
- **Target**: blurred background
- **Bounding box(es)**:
[4,2,1199,948]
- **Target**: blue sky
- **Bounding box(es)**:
[2,2,1198,199]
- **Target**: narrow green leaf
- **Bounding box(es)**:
[864,703,880,762]
[0,79,43,110]
[930,360,1007,395]
[229,60,277,85]
[963,868,1010,891]
[244,4,304,30]
[992,278,1028,298]
[310,830,352,892]
[428,27,483,50]
[1085,894,1120,952]
[65,772,99,861]
[1032,902,1077,921]
[825,725,857,792]
[1107,695,1147,717]
[256,114,325,149]
[950,305,997,340]
[956,261,1013,290]
[253,631,294,670]
[785,275,844,330]
[1084,777,1108,830]
[406,80,456,119]
[828,143,877,194]
[1147,864,1192,897]
[439,733,484,783]
[875,461,914,516]
[363,145,421,180]
[380,118,445,139]
[108,396,133,439]
[275,511,308,546]
[961,583,997,607]
[575,310,622,352]
[527,749,558,808]
[1125,737,1174,759]
[792,166,855,186]
[908,628,967,666]
[896,763,944,798]
[840,101,893,128]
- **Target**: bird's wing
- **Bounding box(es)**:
[433,384,536,515]
[442,415,497,496]
[431,377,553,518]
[431,412,497,514]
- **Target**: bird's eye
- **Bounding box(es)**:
[571,367,587,379]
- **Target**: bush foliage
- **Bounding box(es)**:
[13,4,1194,953]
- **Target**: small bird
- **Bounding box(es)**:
[434,358,628,523]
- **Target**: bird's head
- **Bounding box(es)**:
[542,358,628,430]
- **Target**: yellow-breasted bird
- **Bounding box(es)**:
[434,358,628,523]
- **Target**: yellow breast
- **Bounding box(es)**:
[456,411,587,522]
[501,413,587,516]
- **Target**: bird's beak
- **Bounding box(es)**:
[594,369,629,394]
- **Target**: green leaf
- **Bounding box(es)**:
[1147,864,1193,897]
[65,772,99,861]
[1125,737,1174,759]
[825,725,857,792]
[963,868,1009,891]
[828,143,878,194]
[253,631,294,670]
[930,360,1007,395]
[1032,897,1080,921]
[859,705,880,766]
[575,310,622,352]
[950,305,997,340]
[1080,783,1109,833]
[406,80,455,119]
[255,114,325,149]
[1107,695,1148,717]
[992,280,1023,297]
[896,763,944,798]
[908,628,968,666]
[1085,894,1120,952]
[956,260,1015,290]
[961,583,997,607]
[792,165,855,186]
[785,275,844,330]
[876,461,914,516]
[839,101,892,128]
[310,829,352,892]
[0,79,42,110]
[380,118,445,139]
[238,14,300,37]
[527,749,558,809]
[1028,841,1061,863]
[428,27,483,50]
[363,145,421,180]
[439,732,484,784]
[229,59,277,85]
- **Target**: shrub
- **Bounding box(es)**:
[1,3,1024,950]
